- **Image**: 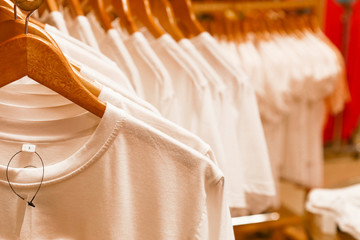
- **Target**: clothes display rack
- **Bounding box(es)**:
[190,1,326,239]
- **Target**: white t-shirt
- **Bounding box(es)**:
[0,102,234,240]
[191,32,275,213]
[86,13,143,97]
[123,32,175,115]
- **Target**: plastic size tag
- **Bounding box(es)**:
[22,144,36,152]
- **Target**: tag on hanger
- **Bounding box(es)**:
[22,144,36,152]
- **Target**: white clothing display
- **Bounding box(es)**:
[1,1,349,238]
[232,29,341,189]
[0,103,234,240]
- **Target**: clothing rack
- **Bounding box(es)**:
[191,1,325,238]
[192,0,326,29]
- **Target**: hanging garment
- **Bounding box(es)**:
[0,102,234,239]
[191,32,276,213]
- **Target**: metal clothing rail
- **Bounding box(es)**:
[192,0,325,28]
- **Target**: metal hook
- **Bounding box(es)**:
[14,0,44,34]
[14,4,17,19]
[25,9,35,34]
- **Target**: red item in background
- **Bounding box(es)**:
[323,0,360,142]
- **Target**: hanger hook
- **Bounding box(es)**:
[14,3,18,20]
[14,0,44,34]
[25,10,35,34]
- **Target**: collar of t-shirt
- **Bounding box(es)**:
[0,103,119,186]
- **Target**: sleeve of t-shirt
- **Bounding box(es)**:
[202,176,235,240]
[235,82,276,198]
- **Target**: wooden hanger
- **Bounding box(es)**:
[0,34,106,117]
[111,0,137,34]
[63,0,85,17]
[0,0,13,9]
[0,7,102,97]
[86,0,112,31]
[129,0,164,38]
[0,5,13,21]
[1,0,105,117]
[0,2,106,115]
[45,0,59,12]
[169,0,204,38]
[149,0,184,41]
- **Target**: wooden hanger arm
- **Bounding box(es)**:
[88,0,112,31]
[45,0,59,12]
[0,37,27,83]
[149,0,184,41]
[0,19,59,46]
[68,0,85,16]
[0,5,14,22]
[111,0,137,34]
[0,16,103,96]
[169,0,204,37]
[0,35,106,117]
[129,0,164,38]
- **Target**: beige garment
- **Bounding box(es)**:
[0,103,234,240]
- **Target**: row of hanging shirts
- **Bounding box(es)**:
[0,0,280,238]
[202,10,350,192]
[23,0,277,213]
